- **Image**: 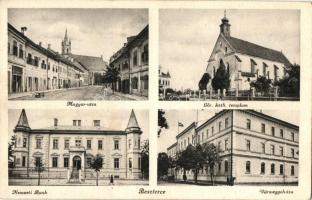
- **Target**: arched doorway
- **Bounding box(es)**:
[73,156,81,170]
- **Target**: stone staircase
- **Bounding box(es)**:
[68,169,80,183]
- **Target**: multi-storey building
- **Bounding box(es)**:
[11,109,143,182]
[204,13,292,91]
[8,23,108,97]
[110,25,149,97]
[159,66,171,92]
[167,110,299,184]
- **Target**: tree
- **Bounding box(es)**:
[104,64,120,94]
[158,109,168,136]
[8,135,16,168]
[202,143,221,185]
[250,76,272,96]
[90,154,103,186]
[198,73,211,91]
[275,64,300,97]
[157,152,170,179]
[176,144,205,183]
[34,157,45,186]
[211,60,230,91]
[141,140,149,179]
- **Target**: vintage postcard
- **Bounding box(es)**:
[0,0,311,200]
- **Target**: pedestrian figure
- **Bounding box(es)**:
[110,174,114,185]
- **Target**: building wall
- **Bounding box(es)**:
[206,35,287,91]
[8,30,26,94]
[129,39,148,96]
[8,25,87,95]
[167,110,299,184]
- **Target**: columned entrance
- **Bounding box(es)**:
[68,147,85,183]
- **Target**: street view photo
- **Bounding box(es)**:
[157,109,299,185]
[8,8,148,100]
[159,9,300,101]
[8,109,149,186]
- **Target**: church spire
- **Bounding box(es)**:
[64,28,69,41]
[14,109,31,132]
[62,28,71,55]
[220,9,231,37]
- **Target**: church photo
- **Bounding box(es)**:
[8,109,149,186]
[159,9,300,101]
[8,8,148,100]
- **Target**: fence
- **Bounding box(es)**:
[160,87,299,101]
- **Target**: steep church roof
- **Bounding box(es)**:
[15,109,31,131]
[70,54,108,72]
[224,36,291,66]
[126,110,140,129]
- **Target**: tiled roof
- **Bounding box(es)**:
[225,36,291,66]
[127,110,140,129]
[70,54,108,72]
[15,109,30,129]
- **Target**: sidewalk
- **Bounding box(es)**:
[111,91,148,101]
[8,86,89,100]
[9,178,149,186]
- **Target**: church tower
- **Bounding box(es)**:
[125,110,142,179]
[62,29,71,55]
[220,10,231,37]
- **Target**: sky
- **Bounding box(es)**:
[8,109,149,141]
[8,8,148,61]
[158,109,299,153]
[159,9,300,90]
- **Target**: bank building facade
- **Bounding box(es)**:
[10,109,143,182]
[167,110,299,185]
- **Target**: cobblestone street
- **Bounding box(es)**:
[9,86,147,101]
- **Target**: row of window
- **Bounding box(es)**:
[9,40,77,74]
[245,139,296,158]
[9,41,24,59]
[159,79,170,86]
[43,138,121,150]
[246,119,295,141]
[178,117,230,151]
[245,161,295,176]
[132,44,148,66]
[48,157,142,170]
[177,160,295,177]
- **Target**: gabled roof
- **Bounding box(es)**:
[14,109,31,131]
[127,110,140,129]
[224,35,291,66]
[70,54,108,72]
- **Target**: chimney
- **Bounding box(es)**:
[21,27,27,35]
[101,55,104,61]
[48,44,51,49]
[54,118,58,127]
[39,42,42,47]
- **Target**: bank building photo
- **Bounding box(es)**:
[160,109,299,185]
[8,109,149,186]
